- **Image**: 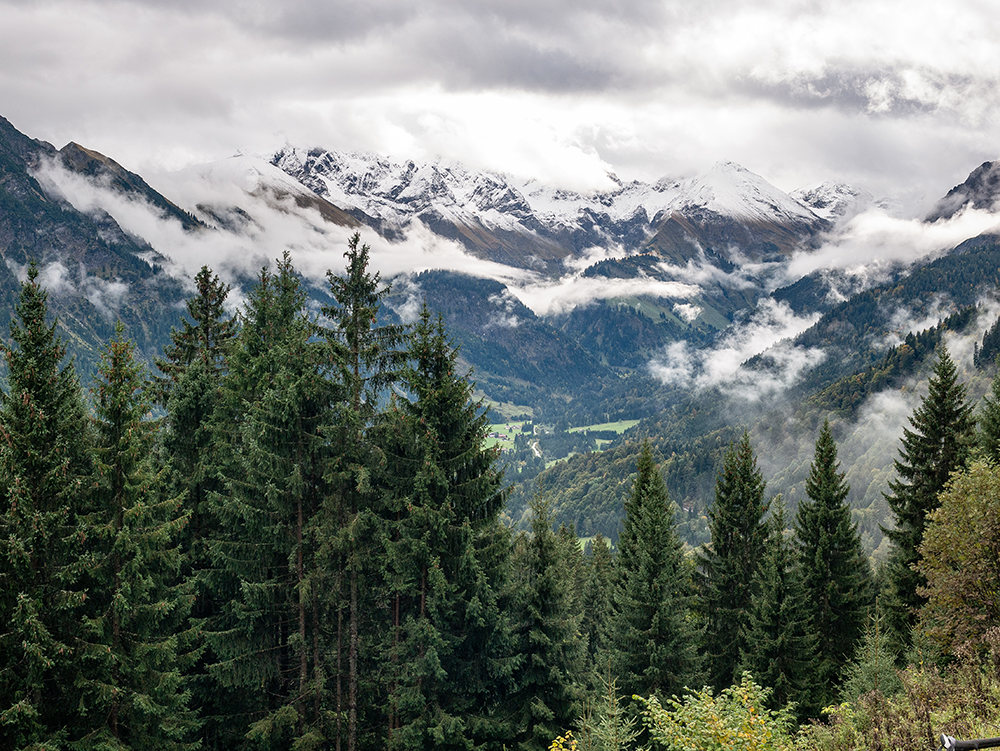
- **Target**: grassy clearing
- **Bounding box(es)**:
[568,419,641,434]
[479,395,533,422]
[484,421,531,451]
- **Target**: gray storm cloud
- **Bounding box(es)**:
[2,0,999,210]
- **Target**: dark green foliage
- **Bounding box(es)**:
[741,500,818,721]
[883,347,975,654]
[204,255,336,749]
[580,535,614,679]
[0,263,93,750]
[610,441,701,701]
[976,367,1000,463]
[155,265,236,402]
[155,267,237,749]
[795,419,872,705]
[973,312,1000,370]
[75,322,199,750]
[508,495,586,751]
[156,265,235,572]
[378,308,510,750]
[324,232,408,751]
[699,430,769,690]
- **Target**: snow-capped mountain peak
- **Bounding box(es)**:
[680,161,821,224]
[265,145,835,273]
[791,182,901,223]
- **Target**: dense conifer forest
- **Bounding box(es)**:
[5,233,1000,751]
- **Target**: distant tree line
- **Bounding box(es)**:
[1,235,998,751]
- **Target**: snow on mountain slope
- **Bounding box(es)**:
[788,182,908,224]
[269,147,838,272]
[273,148,827,229]
[681,161,820,225]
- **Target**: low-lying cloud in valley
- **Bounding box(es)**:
[783,204,1000,289]
[33,155,540,305]
[647,298,824,400]
[7,257,131,320]
[508,274,701,317]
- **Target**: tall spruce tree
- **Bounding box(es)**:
[204,255,335,749]
[155,268,236,747]
[698,430,769,691]
[158,266,235,550]
[323,232,407,751]
[74,322,199,750]
[0,263,93,750]
[581,535,614,682]
[378,308,510,751]
[508,494,586,751]
[882,346,974,653]
[795,419,872,705]
[741,499,817,721]
[610,441,701,701]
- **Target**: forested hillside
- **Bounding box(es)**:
[511,234,1000,559]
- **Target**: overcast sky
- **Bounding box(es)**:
[2,0,999,213]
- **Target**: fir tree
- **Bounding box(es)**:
[840,608,902,701]
[557,523,587,622]
[699,430,769,691]
[154,264,236,400]
[741,499,817,721]
[156,267,236,746]
[610,441,700,701]
[795,419,872,705]
[158,265,235,551]
[74,322,199,750]
[508,494,586,751]
[378,308,510,751]
[323,232,407,751]
[580,535,614,681]
[204,255,335,749]
[0,263,92,750]
[882,347,975,653]
[574,675,643,751]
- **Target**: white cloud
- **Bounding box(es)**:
[8,256,131,320]
[34,154,545,294]
[648,298,824,400]
[508,274,700,316]
[782,205,1000,284]
[674,303,701,323]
